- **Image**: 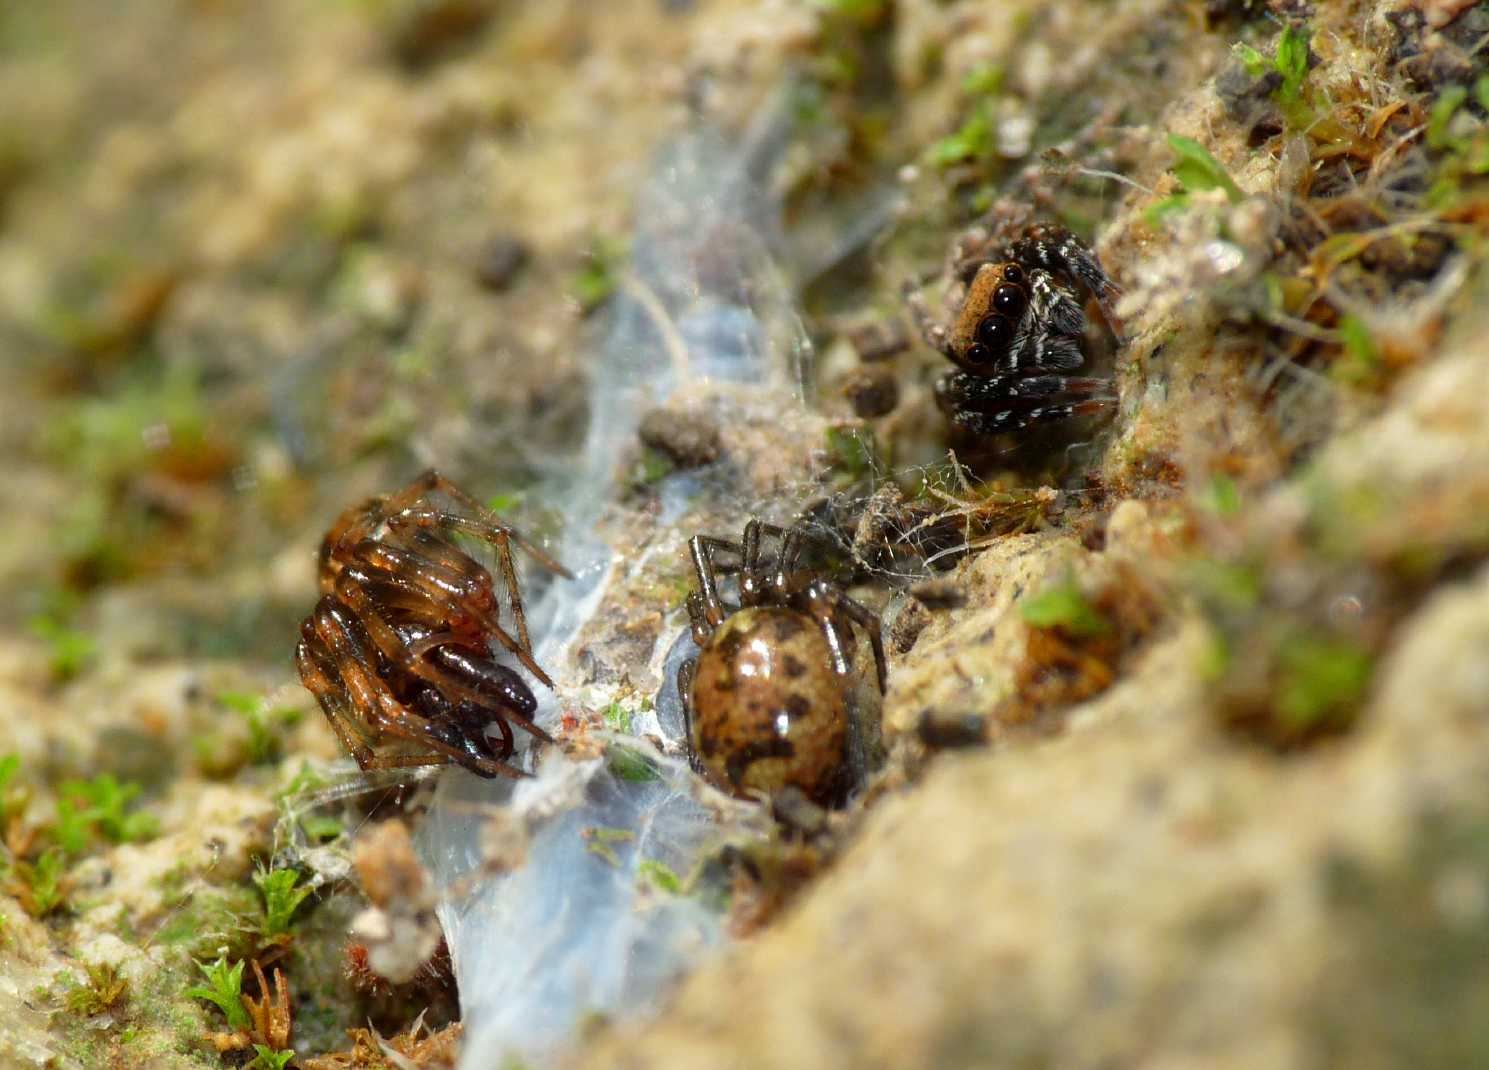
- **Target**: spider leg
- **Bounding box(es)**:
[901,277,959,361]
[368,683,528,779]
[1005,324,1086,375]
[297,634,382,768]
[830,593,888,694]
[676,657,706,775]
[687,590,713,647]
[1008,226,1124,341]
[689,534,745,628]
[397,471,574,578]
[401,630,555,731]
[937,371,1114,435]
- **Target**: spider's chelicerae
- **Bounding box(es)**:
[296,469,570,780]
[678,520,886,806]
[905,223,1123,436]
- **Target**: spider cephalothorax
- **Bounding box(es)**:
[677,520,885,806]
[906,223,1123,436]
[296,469,570,779]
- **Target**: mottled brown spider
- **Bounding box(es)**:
[677,520,886,806]
[295,470,570,780]
[905,223,1123,436]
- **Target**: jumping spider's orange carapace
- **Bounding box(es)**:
[906,223,1123,436]
[295,470,570,780]
[677,520,886,807]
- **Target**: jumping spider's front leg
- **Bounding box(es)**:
[906,224,1123,437]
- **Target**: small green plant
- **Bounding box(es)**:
[218,692,305,766]
[1199,473,1243,518]
[57,773,157,847]
[0,752,26,827]
[601,702,631,733]
[253,865,312,938]
[24,612,96,682]
[606,745,662,784]
[1232,23,1313,127]
[1275,634,1373,733]
[824,424,879,481]
[1333,314,1383,387]
[809,0,886,19]
[582,826,636,869]
[1148,134,1245,223]
[927,99,997,168]
[1021,577,1111,639]
[63,960,129,1016]
[185,955,251,1032]
[249,1045,295,1070]
[637,859,682,895]
[570,234,628,313]
[13,847,68,917]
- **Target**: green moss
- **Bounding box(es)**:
[1199,473,1243,517]
[62,960,129,1016]
[1020,577,1111,639]
[601,701,635,734]
[608,745,663,783]
[926,100,996,168]
[250,1045,295,1070]
[1166,134,1244,204]
[216,691,304,766]
[824,424,879,481]
[184,955,251,1033]
[13,847,68,917]
[253,864,312,938]
[1274,634,1373,733]
[154,885,260,958]
[638,859,682,895]
[570,234,628,314]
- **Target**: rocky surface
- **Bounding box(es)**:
[2,1,1488,1068]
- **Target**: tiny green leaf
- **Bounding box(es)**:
[1166,134,1244,204]
[1427,84,1469,151]
[638,859,683,894]
[186,956,251,1032]
[1274,24,1310,103]
[1020,578,1111,639]
[254,865,312,937]
[1231,42,1267,79]
[250,1046,295,1070]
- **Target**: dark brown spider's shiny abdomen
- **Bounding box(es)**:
[688,607,850,804]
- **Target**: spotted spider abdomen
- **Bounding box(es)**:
[687,606,851,804]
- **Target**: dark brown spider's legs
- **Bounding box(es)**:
[689,534,745,629]
[675,657,706,776]
[833,594,888,694]
[297,635,382,769]
[399,471,573,577]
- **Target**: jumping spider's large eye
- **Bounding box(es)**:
[993,283,1025,317]
[975,314,1013,350]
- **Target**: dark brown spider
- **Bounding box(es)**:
[677,520,886,806]
[295,469,570,780]
[905,223,1123,436]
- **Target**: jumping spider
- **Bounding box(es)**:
[296,470,571,779]
[677,520,886,806]
[905,223,1123,436]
